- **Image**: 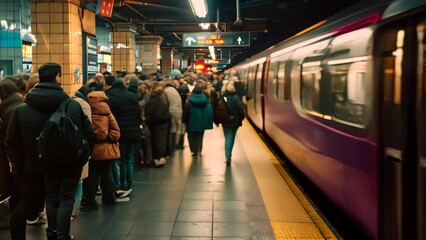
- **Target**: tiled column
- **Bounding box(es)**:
[111,23,136,73]
[31,0,96,95]
[161,47,173,75]
[135,35,163,75]
[173,51,182,71]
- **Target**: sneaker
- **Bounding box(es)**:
[80,204,98,212]
[153,159,160,166]
[26,216,46,225]
[96,188,102,196]
[159,157,166,165]
[119,188,132,198]
[116,197,130,202]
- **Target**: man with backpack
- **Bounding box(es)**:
[5,63,95,240]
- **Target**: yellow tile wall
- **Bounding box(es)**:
[31,0,94,96]
[111,31,135,73]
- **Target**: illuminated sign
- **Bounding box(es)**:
[205,59,231,65]
[183,32,250,47]
[96,0,114,18]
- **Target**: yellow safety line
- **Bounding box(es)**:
[245,120,338,239]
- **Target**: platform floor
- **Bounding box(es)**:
[0,121,336,240]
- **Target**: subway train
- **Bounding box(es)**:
[228,1,426,239]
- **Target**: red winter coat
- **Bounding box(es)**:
[88,91,121,160]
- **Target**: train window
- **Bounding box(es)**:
[329,60,367,124]
[268,61,278,98]
[301,61,322,113]
[284,61,292,101]
[255,64,263,95]
[277,62,285,99]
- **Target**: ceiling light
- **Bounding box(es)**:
[188,0,208,18]
[199,23,210,30]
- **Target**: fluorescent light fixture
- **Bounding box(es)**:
[209,46,216,60]
[199,23,210,30]
[188,0,208,18]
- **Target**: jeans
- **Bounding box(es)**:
[43,169,80,240]
[9,175,45,240]
[187,131,205,154]
[119,142,136,190]
[112,160,120,191]
[72,180,82,217]
[223,127,238,161]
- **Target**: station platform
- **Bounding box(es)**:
[0,121,337,240]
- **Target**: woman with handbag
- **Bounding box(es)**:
[81,91,121,211]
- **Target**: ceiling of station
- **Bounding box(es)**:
[92,0,363,66]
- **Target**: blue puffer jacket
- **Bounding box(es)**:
[183,92,213,132]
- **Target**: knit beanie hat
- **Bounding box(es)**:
[38,63,61,83]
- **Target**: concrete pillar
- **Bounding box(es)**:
[135,35,163,75]
[111,23,136,74]
[30,0,96,95]
[161,47,173,76]
[173,51,182,71]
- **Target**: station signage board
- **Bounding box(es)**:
[183,32,250,47]
[205,59,231,65]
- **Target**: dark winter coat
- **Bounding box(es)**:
[0,90,23,198]
[145,91,172,126]
[183,92,213,132]
[88,91,121,161]
[221,92,245,127]
[5,82,96,175]
[106,79,141,142]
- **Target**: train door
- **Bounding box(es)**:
[254,63,264,130]
[377,12,425,240]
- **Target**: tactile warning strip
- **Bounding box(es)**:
[245,120,338,239]
[272,222,324,239]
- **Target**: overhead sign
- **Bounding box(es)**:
[183,32,250,47]
[205,59,231,65]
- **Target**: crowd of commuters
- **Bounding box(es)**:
[0,63,245,240]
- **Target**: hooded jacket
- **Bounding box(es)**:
[106,79,141,142]
[88,91,120,160]
[5,82,96,175]
[183,91,213,132]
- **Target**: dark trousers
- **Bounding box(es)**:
[9,175,45,240]
[150,123,170,160]
[44,169,80,240]
[187,131,205,154]
[84,160,115,206]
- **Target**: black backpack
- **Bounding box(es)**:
[37,98,90,168]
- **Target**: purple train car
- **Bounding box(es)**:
[230,1,426,239]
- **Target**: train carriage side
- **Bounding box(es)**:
[264,24,379,238]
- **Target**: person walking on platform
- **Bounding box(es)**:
[0,79,24,227]
[5,63,95,240]
[145,82,172,166]
[106,78,141,198]
[218,81,245,165]
[82,91,121,211]
[182,86,213,156]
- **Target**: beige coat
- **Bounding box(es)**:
[73,96,91,180]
